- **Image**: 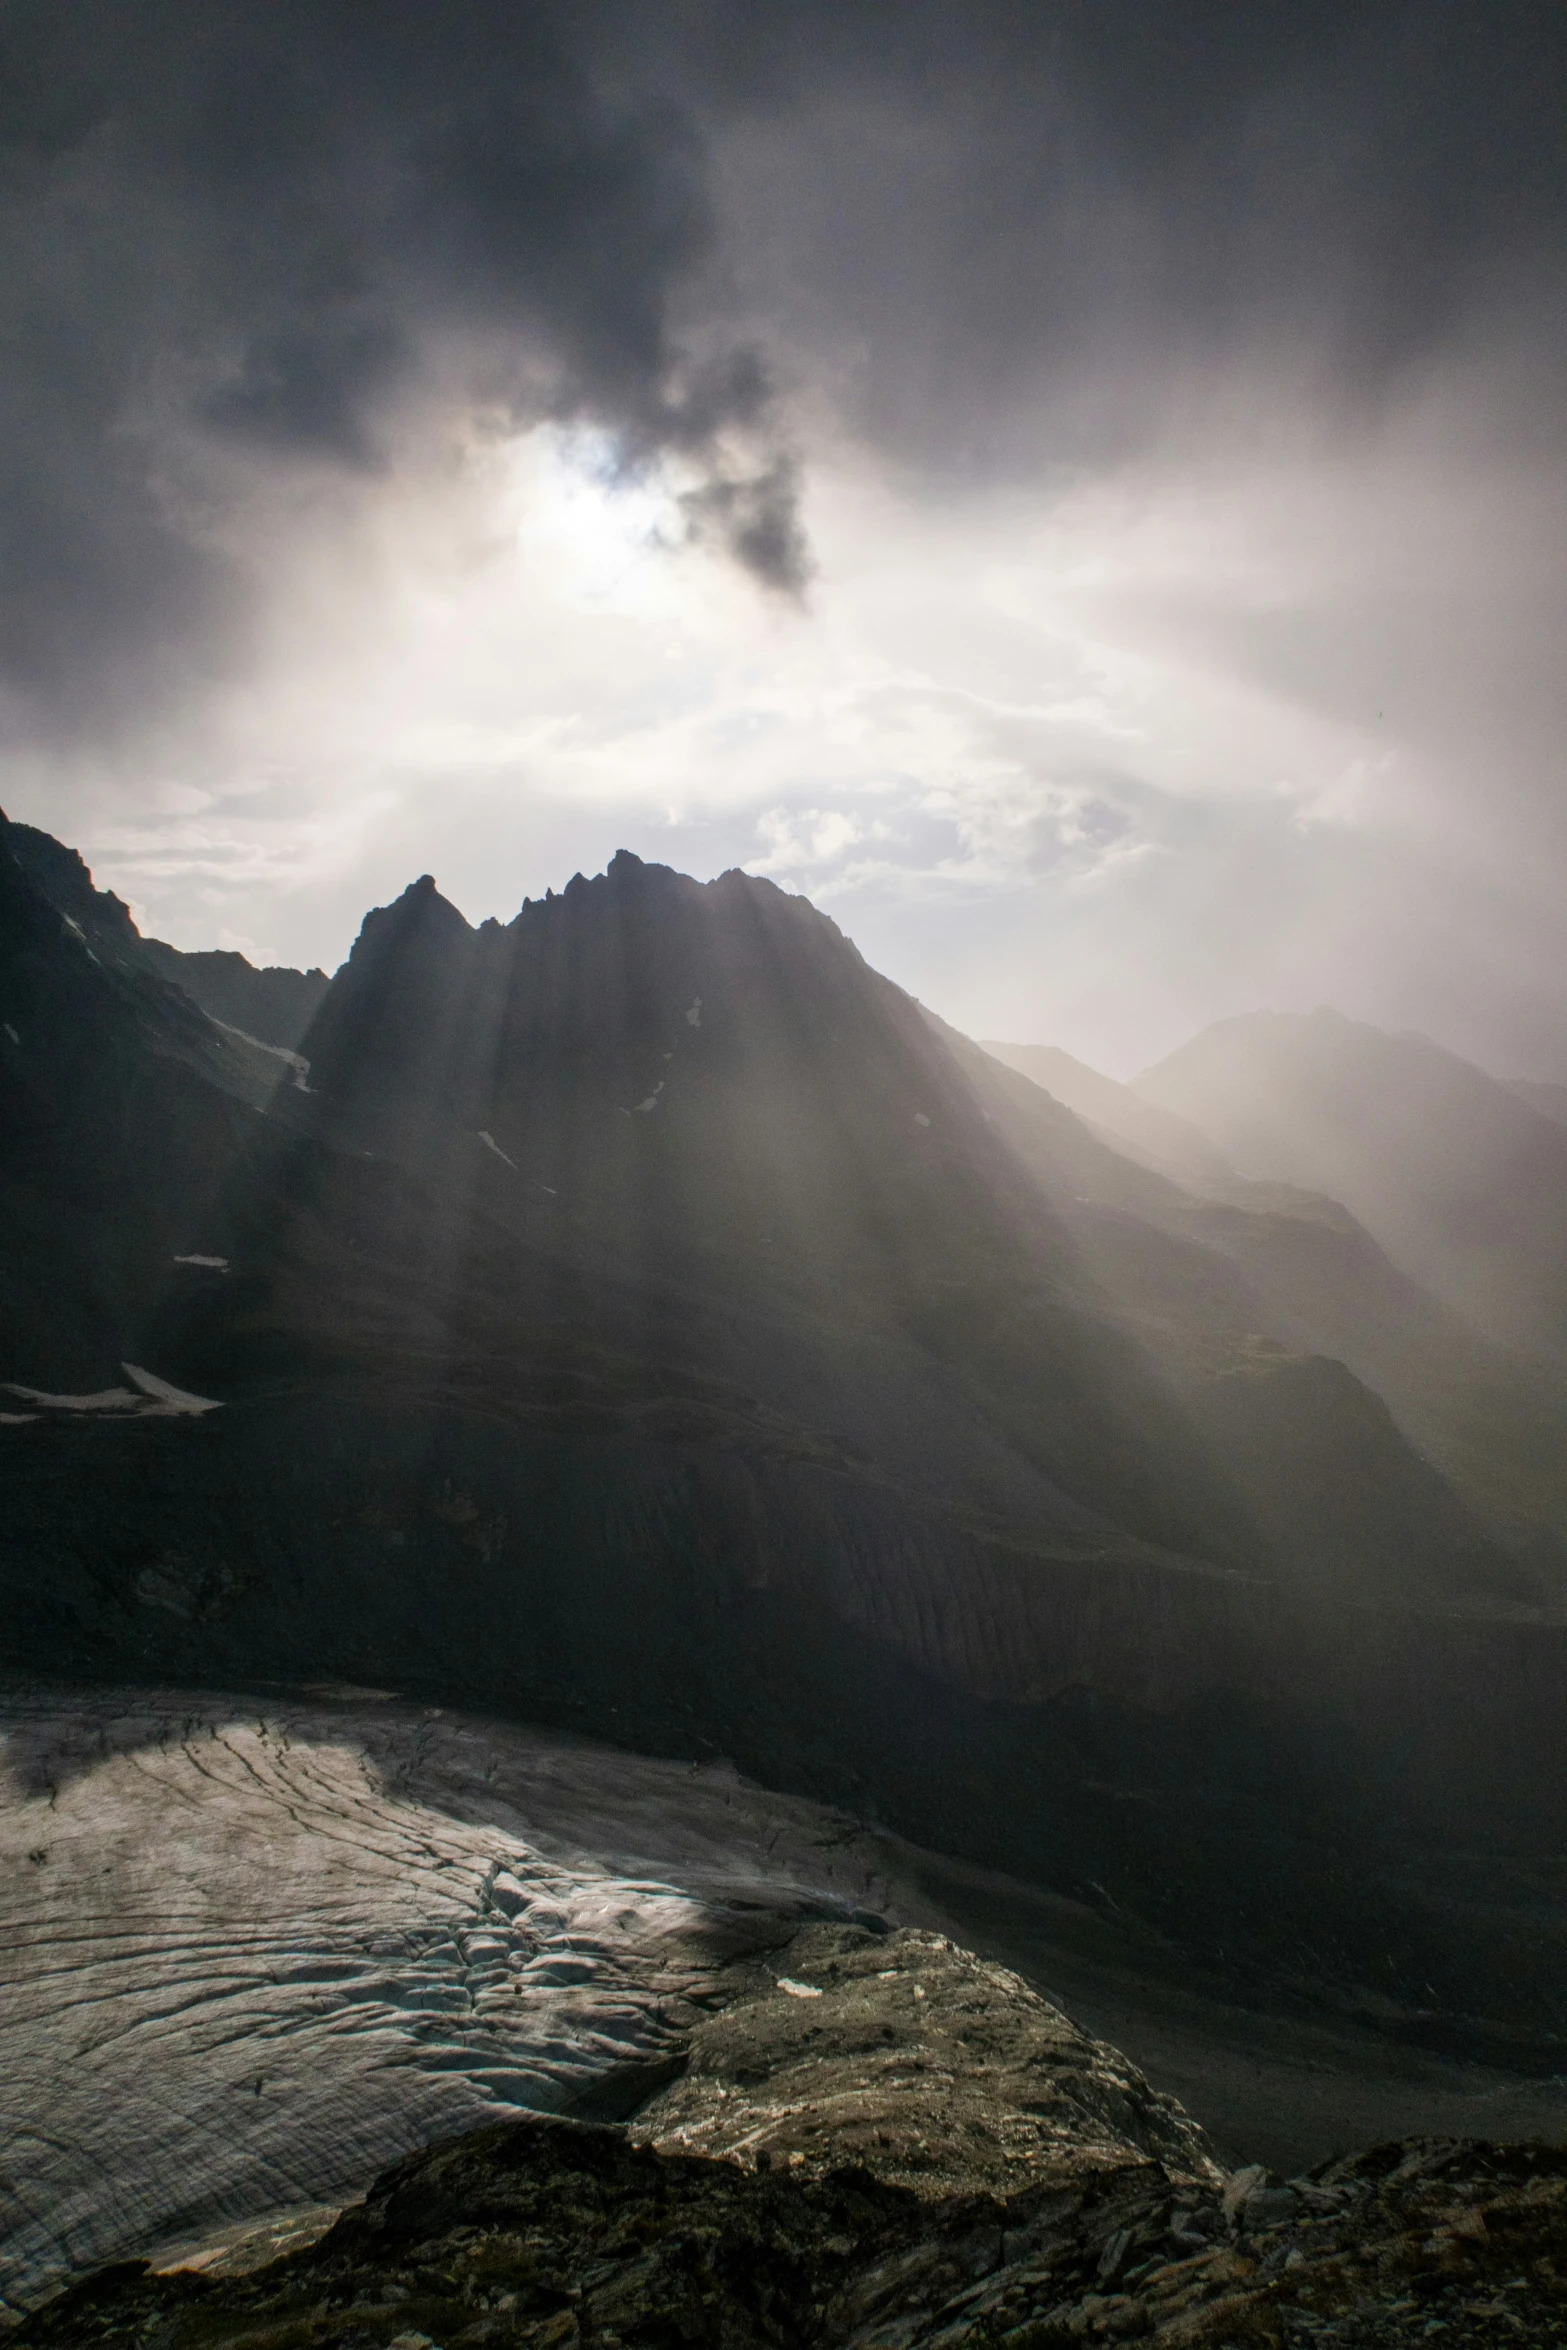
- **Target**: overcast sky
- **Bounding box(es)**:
[2,1,1564,1078]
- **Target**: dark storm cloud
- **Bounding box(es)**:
[669,0,1567,474]
[0,0,805,734]
[3,0,1565,733]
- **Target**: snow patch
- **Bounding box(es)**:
[913,1112,932,1128]
[0,1370,221,1421]
[174,1254,229,1271]
[477,1130,518,1169]
[213,1019,312,1092]
[685,998,702,1027]
[121,1363,223,1414]
[2,1023,17,1046]
[777,1978,823,1999]
[3,1382,145,1413]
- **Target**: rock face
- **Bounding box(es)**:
[6,815,1567,2029]
[2,815,330,1052]
[18,2119,1567,2347]
[631,1923,1216,2198]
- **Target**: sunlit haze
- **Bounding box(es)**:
[3,4,1564,1081]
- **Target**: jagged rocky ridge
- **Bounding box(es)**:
[3,818,328,1051]
[137,940,329,1053]
[5,816,1567,2030]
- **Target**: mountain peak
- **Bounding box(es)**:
[365,872,472,936]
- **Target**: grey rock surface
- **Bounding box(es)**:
[632,1919,1217,2195]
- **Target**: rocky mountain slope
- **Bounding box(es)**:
[19,2111,1567,2347]
[1509,1078,1567,1130]
[6,818,1567,2026]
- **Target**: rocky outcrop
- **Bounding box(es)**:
[631,1923,1216,2197]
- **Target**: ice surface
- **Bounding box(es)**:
[0,1687,906,2300]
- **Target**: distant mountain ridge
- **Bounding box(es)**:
[1135,1007,1567,1363]
[1509,1076,1567,1129]
[978,1026,1567,1553]
[140,940,329,1051]
[979,1040,1236,1191]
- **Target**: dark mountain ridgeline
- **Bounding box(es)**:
[139,940,329,1052]
[4,814,329,1050]
[5,814,1567,2033]
[0,819,292,1387]
[294,853,1262,1569]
